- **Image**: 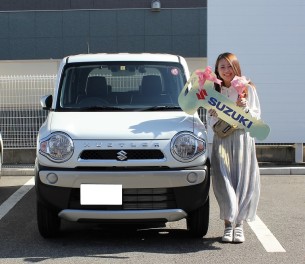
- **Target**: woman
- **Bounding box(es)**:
[207,52,261,243]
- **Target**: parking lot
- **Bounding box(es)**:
[0,173,304,264]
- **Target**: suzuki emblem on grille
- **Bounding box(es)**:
[117,150,127,161]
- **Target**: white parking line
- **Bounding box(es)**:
[0,177,35,221]
[248,215,286,252]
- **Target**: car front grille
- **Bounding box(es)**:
[69,188,177,210]
[123,188,176,209]
[80,149,164,160]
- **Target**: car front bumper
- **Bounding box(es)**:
[35,165,210,222]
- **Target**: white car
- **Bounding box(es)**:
[36,53,210,238]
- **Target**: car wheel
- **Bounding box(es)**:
[37,200,61,238]
[187,197,209,238]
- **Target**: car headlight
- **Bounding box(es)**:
[39,132,74,162]
[171,132,206,162]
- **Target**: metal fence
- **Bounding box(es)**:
[0,74,302,162]
[0,74,165,149]
[0,75,56,149]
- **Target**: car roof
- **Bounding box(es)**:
[66,53,182,64]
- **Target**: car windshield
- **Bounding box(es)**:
[57,61,186,111]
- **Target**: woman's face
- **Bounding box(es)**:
[217,58,235,87]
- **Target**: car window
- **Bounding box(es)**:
[58,62,186,111]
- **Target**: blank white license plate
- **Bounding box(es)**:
[80,184,122,205]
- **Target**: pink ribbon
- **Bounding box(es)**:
[231,76,249,98]
[195,66,222,88]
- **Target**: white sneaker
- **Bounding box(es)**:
[234,227,245,243]
[222,227,233,242]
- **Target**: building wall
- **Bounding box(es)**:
[0,0,206,10]
[0,5,207,60]
[208,0,305,144]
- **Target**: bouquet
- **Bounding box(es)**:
[231,76,250,98]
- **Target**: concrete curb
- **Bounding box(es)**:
[1,166,305,176]
[1,167,35,176]
[259,167,305,175]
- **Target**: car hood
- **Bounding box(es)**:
[47,112,196,140]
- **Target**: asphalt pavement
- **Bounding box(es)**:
[0,174,304,264]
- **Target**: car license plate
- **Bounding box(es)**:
[80,184,122,205]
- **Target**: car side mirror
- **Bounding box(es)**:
[40,95,53,110]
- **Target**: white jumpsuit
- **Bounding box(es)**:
[208,84,261,224]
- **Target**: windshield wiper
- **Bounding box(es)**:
[77,106,124,111]
[141,106,181,111]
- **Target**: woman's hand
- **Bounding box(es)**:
[208,109,218,117]
[236,97,250,113]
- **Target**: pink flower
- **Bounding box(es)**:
[231,76,249,97]
[195,66,222,89]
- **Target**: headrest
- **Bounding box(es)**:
[86,76,108,97]
[141,75,162,95]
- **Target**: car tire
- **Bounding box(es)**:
[37,200,61,238]
[187,197,209,238]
